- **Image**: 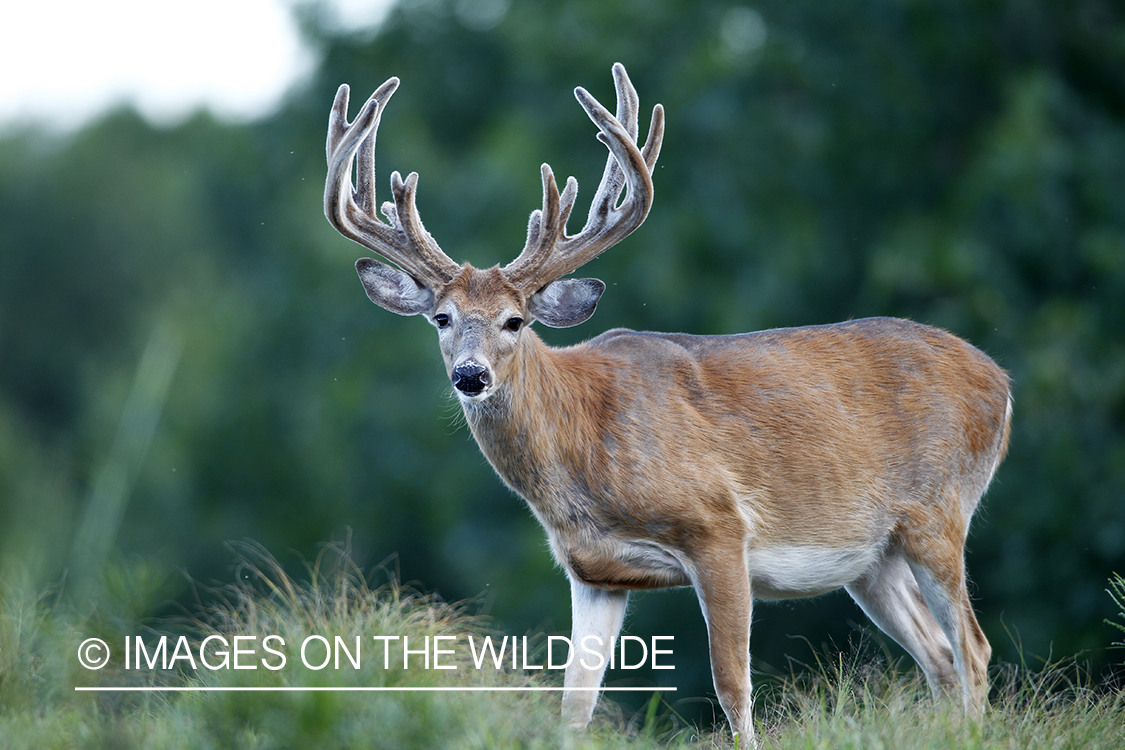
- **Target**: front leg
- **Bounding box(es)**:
[694,544,754,744]
[561,577,629,730]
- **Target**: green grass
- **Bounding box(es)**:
[1,548,1122,749]
[1108,572,1125,650]
[753,655,1124,749]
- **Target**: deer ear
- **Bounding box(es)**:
[528,278,605,328]
[356,258,435,316]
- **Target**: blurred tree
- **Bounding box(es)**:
[1,0,1123,726]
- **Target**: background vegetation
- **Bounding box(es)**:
[1,0,1123,732]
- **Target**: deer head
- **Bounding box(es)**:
[324,64,664,401]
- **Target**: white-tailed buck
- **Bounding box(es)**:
[325,64,1011,743]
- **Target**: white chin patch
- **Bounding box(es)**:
[456,388,493,403]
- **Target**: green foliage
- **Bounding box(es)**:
[1,0,1124,730]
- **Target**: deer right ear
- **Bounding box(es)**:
[356,258,435,316]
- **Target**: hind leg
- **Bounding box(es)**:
[893,492,991,716]
[846,549,959,696]
[905,556,991,715]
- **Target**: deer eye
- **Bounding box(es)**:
[433,313,450,328]
[504,317,524,332]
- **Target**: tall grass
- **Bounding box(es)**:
[1,548,1122,749]
[1108,572,1125,650]
[754,653,1124,749]
[0,544,700,750]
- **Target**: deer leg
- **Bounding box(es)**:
[561,578,628,730]
[960,594,991,713]
[897,500,992,717]
[846,549,959,695]
[905,558,991,716]
[693,543,754,744]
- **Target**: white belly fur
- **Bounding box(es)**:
[747,545,882,599]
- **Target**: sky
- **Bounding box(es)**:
[0,0,394,132]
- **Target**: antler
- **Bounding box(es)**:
[502,63,664,292]
[325,78,461,287]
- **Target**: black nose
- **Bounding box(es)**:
[452,362,490,394]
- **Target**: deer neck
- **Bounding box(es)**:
[459,330,614,518]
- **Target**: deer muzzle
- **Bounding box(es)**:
[451,361,491,396]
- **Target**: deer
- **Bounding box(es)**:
[324,63,1011,744]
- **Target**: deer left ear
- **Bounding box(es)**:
[528,278,606,328]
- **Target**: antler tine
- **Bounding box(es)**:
[505,164,579,286]
[586,62,640,224]
[326,80,394,221]
[503,64,663,291]
[325,78,461,287]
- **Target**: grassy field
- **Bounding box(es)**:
[1,549,1122,749]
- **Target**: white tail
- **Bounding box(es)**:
[325,64,1011,743]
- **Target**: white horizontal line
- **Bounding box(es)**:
[74,686,676,693]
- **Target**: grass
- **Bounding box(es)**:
[1108,572,1125,649]
[1,547,1122,749]
[754,655,1124,749]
